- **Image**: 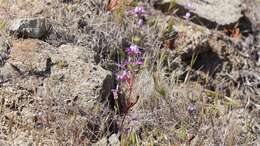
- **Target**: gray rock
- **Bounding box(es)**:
[0,38,10,66]
[43,44,114,106]
[45,26,76,47]
[173,25,211,60]
[160,0,244,25]
[0,39,114,108]
[244,0,260,49]
[108,134,120,146]
[9,17,50,38]
[7,39,51,74]
[93,134,120,146]
[0,39,114,144]
[130,69,157,111]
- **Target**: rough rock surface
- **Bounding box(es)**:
[0,37,115,145]
[8,17,51,39]
[244,0,260,48]
[159,0,244,25]
[173,25,211,59]
[0,39,113,107]
[0,37,10,66]
[130,69,157,111]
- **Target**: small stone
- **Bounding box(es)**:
[9,17,51,39]
[108,134,120,146]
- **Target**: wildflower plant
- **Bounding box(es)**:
[115,44,144,96]
[129,5,147,27]
[111,5,147,112]
[111,43,144,128]
[108,4,148,143]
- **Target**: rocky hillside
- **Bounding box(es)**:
[0,0,259,145]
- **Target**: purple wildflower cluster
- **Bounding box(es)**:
[126,44,141,55]
[117,70,132,82]
[111,44,144,99]
[188,104,197,115]
[132,6,145,17]
[124,45,144,66]
[131,6,146,27]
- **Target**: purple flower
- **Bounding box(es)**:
[183,12,191,20]
[188,104,197,114]
[122,59,131,66]
[134,58,144,65]
[132,6,145,17]
[116,62,127,69]
[126,45,141,55]
[117,70,131,81]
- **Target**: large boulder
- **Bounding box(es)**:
[158,0,244,25]
[0,39,114,107]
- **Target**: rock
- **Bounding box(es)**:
[8,39,52,74]
[158,0,244,25]
[0,39,114,144]
[130,69,157,111]
[244,0,260,48]
[0,39,114,108]
[173,25,211,60]
[9,17,50,39]
[0,38,10,66]
[0,86,33,111]
[43,44,114,106]
[93,134,120,146]
[108,134,120,146]
[45,26,76,47]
